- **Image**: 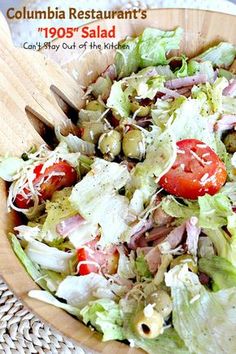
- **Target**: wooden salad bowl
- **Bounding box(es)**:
[0,8,236,353]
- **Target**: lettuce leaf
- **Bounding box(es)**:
[55,274,118,308]
[70,159,130,246]
[198,193,232,229]
[106,80,131,118]
[125,68,165,99]
[223,96,236,114]
[169,99,218,150]
[0,156,25,182]
[41,188,76,242]
[125,327,189,354]
[80,299,124,341]
[139,27,183,68]
[161,196,199,221]
[115,27,183,78]
[196,42,236,67]
[115,37,140,79]
[135,253,152,279]
[29,290,81,318]
[25,239,73,273]
[165,265,236,354]
[199,256,236,291]
[11,234,49,290]
[128,130,176,202]
[191,77,228,114]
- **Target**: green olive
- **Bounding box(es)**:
[81,122,104,144]
[98,130,121,159]
[122,130,145,160]
[223,131,236,153]
[133,309,164,339]
[170,254,198,273]
[112,109,123,121]
[130,99,151,117]
[85,100,105,112]
[146,290,172,319]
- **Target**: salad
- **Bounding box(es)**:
[1,27,236,353]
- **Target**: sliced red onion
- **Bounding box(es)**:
[56,214,85,237]
[165,74,208,90]
[223,79,236,96]
[214,114,236,131]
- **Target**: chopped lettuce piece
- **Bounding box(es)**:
[198,193,232,229]
[115,27,183,78]
[80,299,124,341]
[218,68,235,80]
[192,77,228,114]
[41,188,76,242]
[125,68,165,99]
[90,76,112,100]
[165,264,236,354]
[70,159,130,246]
[170,56,188,78]
[125,327,189,354]
[55,274,117,308]
[199,256,236,291]
[115,37,140,79]
[161,196,199,220]
[139,27,183,68]
[196,42,236,67]
[29,290,81,318]
[169,98,218,150]
[127,130,176,203]
[154,65,175,80]
[56,129,95,156]
[222,96,236,114]
[11,234,49,290]
[25,239,73,273]
[135,253,152,279]
[0,157,25,182]
[188,60,215,81]
[106,81,131,118]
[202,225,236,267]
[117,249,135,279]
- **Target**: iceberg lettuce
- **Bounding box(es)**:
[165,264,236,354]
[127,130,176,202]
[199,256,236,291]
[80,299,124,341]
[115,27,183,78]
[25,239,73,273]
[29,290,81,318]
[196,42,236,67]
[70,159,130,246]
[198,193,232,229]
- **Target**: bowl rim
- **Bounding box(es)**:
[0,8,236,353]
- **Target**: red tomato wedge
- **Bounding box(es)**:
[77,239,119,276]
[159,139,227,200]
[15,161,77,209]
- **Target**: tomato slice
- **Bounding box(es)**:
[77,239,119,276]
[15,161,77,209]
[159,139,227,200]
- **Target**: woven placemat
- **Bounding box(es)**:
[0,277,89,354]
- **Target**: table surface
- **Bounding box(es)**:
[0,0,236,353]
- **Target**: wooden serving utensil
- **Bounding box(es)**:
[0,12,84,156]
